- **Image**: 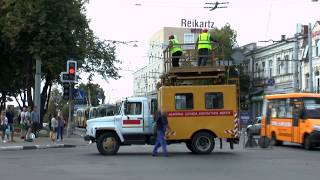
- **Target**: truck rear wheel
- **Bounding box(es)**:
[186,141,193,152]
[96,132,120,155]
[190,132,215,154]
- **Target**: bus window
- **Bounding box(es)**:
[205,92,224,109]
[175,93,193,110]
[302,98,320,119]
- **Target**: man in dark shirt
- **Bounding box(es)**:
[152,111,168,157]
[6,106,15,142]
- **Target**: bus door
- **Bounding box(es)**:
[265,103,272,137]
[292,103,301,143]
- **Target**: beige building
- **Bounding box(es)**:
[133,27,203,96]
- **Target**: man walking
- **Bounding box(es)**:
[6,106,15,142]
[152,111,168,157]
[31,106,40,138]
[196,28,217,66]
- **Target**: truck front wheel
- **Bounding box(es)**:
[190,132,215,154]
[96,132,120,155]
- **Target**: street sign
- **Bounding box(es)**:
[73,89,85,100]
[266,78,275,86]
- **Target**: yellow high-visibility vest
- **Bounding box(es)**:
[198,33,212,50]
[169,38,182,54]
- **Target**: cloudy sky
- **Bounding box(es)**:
[84,0,320,103]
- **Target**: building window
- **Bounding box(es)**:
[316,39,320,57]
[306,73,309,89]
[262,61,265,77]
[205,92,224,109]
[183,33,194,49]
[277,57,283,75]
[175,93,193,110]
[284,55,289,74]
[269,60,273,78]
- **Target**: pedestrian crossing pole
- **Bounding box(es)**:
[67,83,73,138]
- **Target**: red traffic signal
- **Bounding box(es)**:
[69,67,75,75]
[67,61,77,81]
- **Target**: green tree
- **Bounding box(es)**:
[78,83,105,107]
[0,0,119,122]
[210,23,237,61]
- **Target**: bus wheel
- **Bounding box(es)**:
[96,132,120,155]
[303,135,312,150]
[191,132,215,154]
[271,133,283,146]
[185,141,193,152]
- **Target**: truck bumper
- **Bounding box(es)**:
[84,135,95,142]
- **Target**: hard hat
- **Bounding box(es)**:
[202,28,208,33]
[169,35,175,39]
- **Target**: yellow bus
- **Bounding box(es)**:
[260,93,320,150]
[158,84,239,153]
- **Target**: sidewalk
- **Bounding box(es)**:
[0,134,88,151]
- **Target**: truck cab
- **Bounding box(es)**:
[84,97,157,155]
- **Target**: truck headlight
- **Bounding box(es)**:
[314,125,320,132]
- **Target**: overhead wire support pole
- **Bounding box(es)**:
[204,1,229,11]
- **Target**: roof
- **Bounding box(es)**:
[266,93,320,100]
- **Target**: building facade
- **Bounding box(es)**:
[133,27,202,96]
[241,21,320,119]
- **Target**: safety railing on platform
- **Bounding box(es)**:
[163,43,222,74]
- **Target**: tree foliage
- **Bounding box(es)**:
[210,23,237,61]
[78,83,105,107]
[0,0,120,122]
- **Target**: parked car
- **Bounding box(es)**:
[246,116,261,136]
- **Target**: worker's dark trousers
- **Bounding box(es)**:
[198,48,210,66]
[172,51,182,67]
[152,130,167,155]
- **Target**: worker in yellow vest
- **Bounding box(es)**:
[165,35,183,67]
[196,28,216,66]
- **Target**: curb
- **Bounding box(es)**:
[0,144,76,151]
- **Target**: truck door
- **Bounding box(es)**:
[122,101,144,134]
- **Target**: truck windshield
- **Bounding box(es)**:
[303,98,320,119]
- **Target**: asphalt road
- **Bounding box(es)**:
[0,142,319,180]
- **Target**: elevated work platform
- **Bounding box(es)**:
[162,43,230,86]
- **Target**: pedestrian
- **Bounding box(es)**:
[6,106,15,142]
[20,106,28,139]
[57,112,65,142]
[164,35,183,67]
[24,106,32,141]
[1,110,9,143]
[49,113,58,143]
[30,106,40,138]
[196,28,217,66]
[152,111,169,157]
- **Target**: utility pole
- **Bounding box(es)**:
[308,23,313,92]
[67,83,73,137]
[293,24,299,92]
[35,56,41,122]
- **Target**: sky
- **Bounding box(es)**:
[83,0,320,103]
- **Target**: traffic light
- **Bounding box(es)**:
[63,82,70,100]
[67,61,77,81]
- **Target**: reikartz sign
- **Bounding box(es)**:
[181,19,214,29]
